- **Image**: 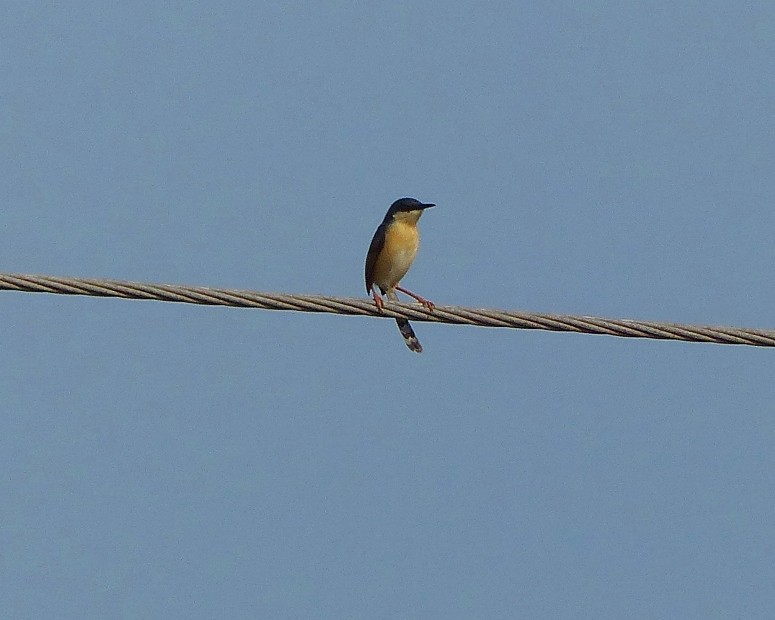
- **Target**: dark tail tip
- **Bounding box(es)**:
[396,318,423,353]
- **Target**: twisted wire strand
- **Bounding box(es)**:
[1,272,773,347]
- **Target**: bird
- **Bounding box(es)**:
[365,197,436,353]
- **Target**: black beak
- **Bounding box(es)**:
[421,203,436,209]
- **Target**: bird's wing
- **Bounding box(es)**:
[364,222,387,293]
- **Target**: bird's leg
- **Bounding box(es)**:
[372,289,385,312]
[395,285,435,312]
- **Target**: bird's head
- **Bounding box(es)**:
[385,197,436,224]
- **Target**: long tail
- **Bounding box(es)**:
[385,289,423,353]
[396,318,422,353]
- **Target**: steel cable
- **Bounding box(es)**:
[1,272,773,347]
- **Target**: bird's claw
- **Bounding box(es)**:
[414,297,435,312]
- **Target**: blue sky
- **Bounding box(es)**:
[2,2,775,618]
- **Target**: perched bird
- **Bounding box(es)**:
[365,197,436,353]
